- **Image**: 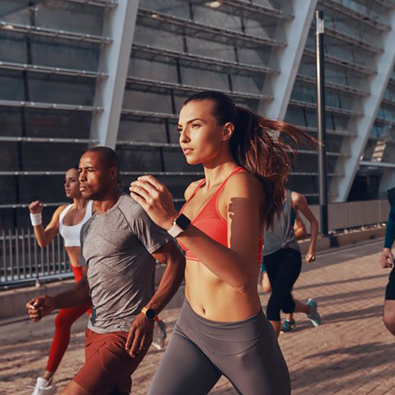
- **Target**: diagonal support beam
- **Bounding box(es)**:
[90,0,139,149]
[258,0,317,121]
[331,7,395,202]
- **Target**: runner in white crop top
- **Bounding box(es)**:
[27,166,93,395]
[59,200,93,247]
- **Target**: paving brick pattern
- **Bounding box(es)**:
[1,240,395,394]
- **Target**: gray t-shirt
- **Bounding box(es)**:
[81,194,172,334]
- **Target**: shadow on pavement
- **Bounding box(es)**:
[314,286,383,305]
[302,240,383,273]
[319,304,381,324]
[292,341,395,392]
[295,273,387,292]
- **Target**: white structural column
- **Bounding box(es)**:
[258,0,317,121]
[332,7,395,202]
[90,0,139,149]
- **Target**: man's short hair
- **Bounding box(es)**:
[85,146,120,172]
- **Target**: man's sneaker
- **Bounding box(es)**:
[306,298,321,327]
[30,377,57,395]
[151,320,167,350]
[281,319,296,333]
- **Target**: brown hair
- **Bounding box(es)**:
[183,91,317,229]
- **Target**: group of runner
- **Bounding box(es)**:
[25,89,395,395]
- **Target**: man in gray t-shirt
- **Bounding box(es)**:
[26,147,185,395]
[81,194,172,334]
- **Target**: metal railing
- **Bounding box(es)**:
[302,199,390,233]
[137,8,284,49]
[0,21,112,45]
[0,229,71,288]
[1,200,391,288]
[320,0,390,31]
[131,43,279,76]
[303,49,375,75]
[190,0,292,20]
[0,61,108,79]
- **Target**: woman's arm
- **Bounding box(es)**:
[29,201,66,247]
[292,192,318,263]
[130,173,263,293]
[293,212,307,240]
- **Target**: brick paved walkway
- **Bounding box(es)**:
[1,240,395,394]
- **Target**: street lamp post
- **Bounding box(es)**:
[316,10,329,236]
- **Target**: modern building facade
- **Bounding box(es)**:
[1,0,395,229]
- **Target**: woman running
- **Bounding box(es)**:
[28,166,93,395]
[262,190,320,337]
[261,212,307,293]
[130,91,315,395]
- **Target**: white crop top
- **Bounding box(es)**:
[59,200,93,247]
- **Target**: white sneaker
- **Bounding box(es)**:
[151,320,167,350]
[30,377,57,395]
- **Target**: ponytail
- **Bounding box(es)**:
[232,107,316,228]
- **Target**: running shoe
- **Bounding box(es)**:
[30,377,57,395]
[152,320,167,350]
[306,298,321,327]
[281,319,296,333]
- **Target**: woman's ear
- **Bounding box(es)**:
[222,122,234,142]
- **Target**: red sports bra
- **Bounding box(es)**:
[178,166,263,262]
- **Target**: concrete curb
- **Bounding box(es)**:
[0,280,76,320]
[298,227,385,254]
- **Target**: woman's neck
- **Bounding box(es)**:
[72,197,88,210]
[202,161,239,188]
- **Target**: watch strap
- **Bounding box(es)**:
[168,214,191,237]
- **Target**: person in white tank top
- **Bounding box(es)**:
[27,166,93,395]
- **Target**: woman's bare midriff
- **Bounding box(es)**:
[65,246,82,268]
[185,259,261,322]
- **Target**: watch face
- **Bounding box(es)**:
[176,214,191,230]
[146,308,156,319]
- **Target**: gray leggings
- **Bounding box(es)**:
[148,300,290,395]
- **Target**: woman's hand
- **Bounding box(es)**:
[380,248,394,269]
[129,175,178,230]
[29,201,43,214]
[305,250,316,264]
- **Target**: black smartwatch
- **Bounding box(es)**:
[168,214,191,237]
[141,307,157,320]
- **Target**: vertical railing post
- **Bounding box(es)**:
[21,228,26,279]
[15,228,20,280]
[28,227,32,281]
[9,229,14,281]
[1,230,6,284]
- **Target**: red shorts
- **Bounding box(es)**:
[73,328,148,395]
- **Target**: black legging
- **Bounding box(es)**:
[265,248,302,321]
[148,299,290,395]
